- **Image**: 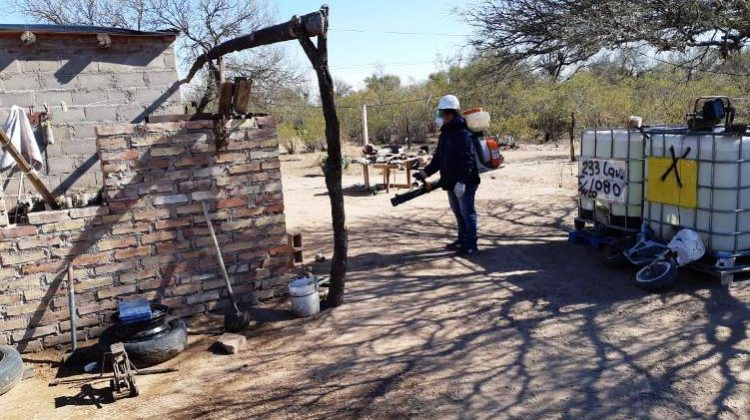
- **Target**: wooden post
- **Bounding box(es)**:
[569,111,577,162]
[218,82,234,116]
[233,78,251,114]
[218,56,225,83]
[362,163,370,191]
[0,127,59,210]
[383,167,389,194]
[298,6,348,307]
[362,105,369,147]
[180,5,348,308]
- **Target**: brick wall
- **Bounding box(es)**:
[0,32,182,207]
[0,117,288,352]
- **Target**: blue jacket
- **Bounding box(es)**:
[424,115,480,190]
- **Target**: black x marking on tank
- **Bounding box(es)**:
[660,145,691,188]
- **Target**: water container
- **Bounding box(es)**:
[118,298,152,325]
[288,275,320,317]
[578,129,645,231]
[464,108,491,132]
[643,129,750,253]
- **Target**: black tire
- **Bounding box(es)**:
[574,219,586,231]
[99,318,187,368]
[0,345,24,397]
[635,261,678,291]
[130,380,139,397]
[110,379,118,402]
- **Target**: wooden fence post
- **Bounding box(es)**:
[569,111,577,162]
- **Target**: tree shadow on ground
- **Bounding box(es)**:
[155,198,749,419]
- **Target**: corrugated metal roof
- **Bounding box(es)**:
[0,24,178,37]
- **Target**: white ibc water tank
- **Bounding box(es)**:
[578,129,645,231]
[643,129,750,253]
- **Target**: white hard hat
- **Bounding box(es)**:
[437,94,460,111]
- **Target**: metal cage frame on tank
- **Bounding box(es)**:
[575,128,646,234]
[643,127,750,285]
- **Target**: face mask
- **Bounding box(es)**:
[435,117,443,130]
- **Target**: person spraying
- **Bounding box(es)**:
[415,95,480,256]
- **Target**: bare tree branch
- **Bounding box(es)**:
[465,0,750,75]
[16,0,303,106]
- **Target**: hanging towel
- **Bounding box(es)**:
[1,106,44,172]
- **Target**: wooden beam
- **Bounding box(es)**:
[180,9,326,85]
[218,82,234,116]
[0,128,59,210]
[233,78,251,114]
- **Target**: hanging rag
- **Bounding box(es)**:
[1,105,44,172]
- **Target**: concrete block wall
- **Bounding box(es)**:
[0,117,289,352]
[0,32,182,208]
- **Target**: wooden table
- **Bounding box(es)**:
[360,158,416,193]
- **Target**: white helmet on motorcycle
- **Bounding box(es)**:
[437,94,460,111]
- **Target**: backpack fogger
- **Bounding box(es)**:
[390,108,504,207]
[465,108,504,171]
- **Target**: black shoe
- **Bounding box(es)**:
[456,247,479,256]
[445,241,462,251]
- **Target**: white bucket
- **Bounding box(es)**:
[288,275,320,317]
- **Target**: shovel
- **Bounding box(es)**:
[201,201,252,333]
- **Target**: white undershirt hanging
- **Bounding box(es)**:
[1,105,44,172]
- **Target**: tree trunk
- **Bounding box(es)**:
[298,11,348,308]
[180,6,348,307]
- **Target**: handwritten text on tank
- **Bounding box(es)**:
[578,158,627,204]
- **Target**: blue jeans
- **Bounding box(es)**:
[447,184,478,250]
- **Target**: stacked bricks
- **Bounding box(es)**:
[0,117,289,352]
[0,31,182,207]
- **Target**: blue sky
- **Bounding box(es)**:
[275,1,474,88]
[0,0,475,88]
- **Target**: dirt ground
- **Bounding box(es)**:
[2,143,749,419]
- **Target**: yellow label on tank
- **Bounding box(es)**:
[647,157,698,208]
